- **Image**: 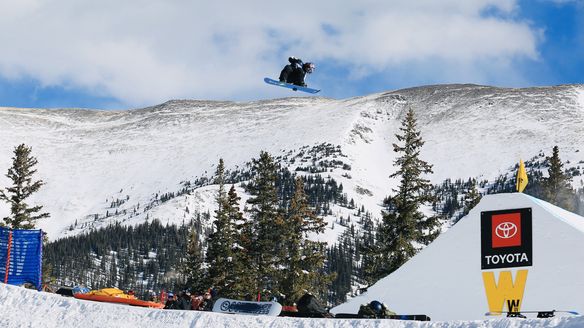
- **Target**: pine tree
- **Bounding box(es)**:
[182,223,205,293]
[206,159,236,294]
[461,179,481,219]
[0,144,50,229]
[358,212,379,285]
[246,151,285,297]
[279,176,330,304]
[225,184,255,298]
[544,146,574,211]
[372,107,440,281]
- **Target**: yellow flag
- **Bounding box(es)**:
[516,159,528,192]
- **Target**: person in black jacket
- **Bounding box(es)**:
[178,291,192,310]
[199,291,214,311]
[358,300,396,318]
[279,57,315,87]
[296,292,331,317]
[164,293,179,310]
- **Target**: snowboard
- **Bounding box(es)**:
[279,311,332,318]
[333,313,431,321]
[264,78,320,94]
[485,310,579,318]
[212,298,282,316]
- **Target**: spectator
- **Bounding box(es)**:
[358,300,396,318]
[191,293,204,310]
[178,291,192,310]
[200,292,213,311]
[164,293,179,310]
[297,292,331,318]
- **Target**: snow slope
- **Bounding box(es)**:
[0,282,582,327]
[0,84,583,240]
[332,193,584,321]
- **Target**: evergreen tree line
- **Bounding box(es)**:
[433,146,584,217]
[42,153,348,304]
[242,167,350,215]
[43,217,208,299]
[185,155,333,305]
[486,146,583,215]
[433,178,484,223]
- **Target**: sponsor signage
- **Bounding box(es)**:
[482,270,528,313]
[481,208,532,270]
[212,298,282,316]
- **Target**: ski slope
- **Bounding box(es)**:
[0,84,583,241]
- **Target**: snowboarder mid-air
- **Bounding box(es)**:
[279,57,315,87]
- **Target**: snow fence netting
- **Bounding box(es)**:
[0,226,43,290]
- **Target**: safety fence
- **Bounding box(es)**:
[0,226,43,290]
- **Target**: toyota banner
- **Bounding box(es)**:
[480,208,532,270]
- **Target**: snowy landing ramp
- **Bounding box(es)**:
[333,193,584,321]
[1,283,583,327]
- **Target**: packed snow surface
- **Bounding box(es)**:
[0,283,582,328]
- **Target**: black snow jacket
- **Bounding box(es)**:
[296,293,328,315]
[178,295,192,310]
[279,57,307,87]
[164,299,179,310]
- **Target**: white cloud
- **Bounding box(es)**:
[0,0,542,106]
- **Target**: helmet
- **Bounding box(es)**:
[369,300,383,314]
[303,62,315,73]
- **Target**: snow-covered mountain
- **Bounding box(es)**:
[0,84,583,240]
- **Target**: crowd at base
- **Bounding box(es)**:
[50,285,429,321]
[162,289,214,310]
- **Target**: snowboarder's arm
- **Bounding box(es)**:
[288,56,303,65]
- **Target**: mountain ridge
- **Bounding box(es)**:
[0,83,582,240]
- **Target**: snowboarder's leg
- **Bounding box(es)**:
[288,67,307,87]
[279,65,293,83]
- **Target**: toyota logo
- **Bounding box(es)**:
[495,222,518,239]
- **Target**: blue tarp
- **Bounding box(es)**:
[0,226,43,290]
[72,286,90,294]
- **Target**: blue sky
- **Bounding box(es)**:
[0,0,582,110]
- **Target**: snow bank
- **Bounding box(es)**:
[0,283,582,327]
